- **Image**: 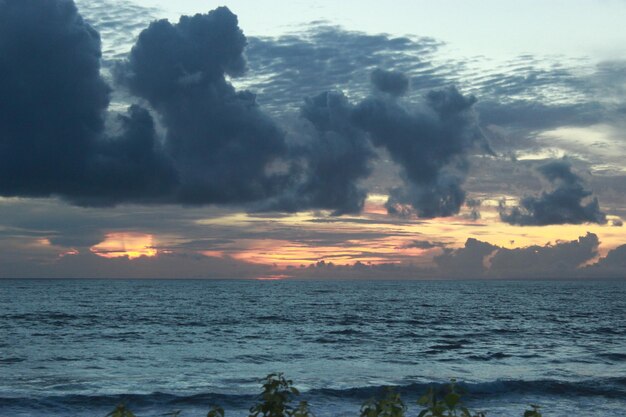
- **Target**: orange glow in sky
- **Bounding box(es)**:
[231,239,394,267]
[200,198,625,270]
[90,232,157,259]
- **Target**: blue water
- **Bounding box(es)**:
[1,279,625,417]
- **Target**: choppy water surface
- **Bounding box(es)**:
[1,279,625,416]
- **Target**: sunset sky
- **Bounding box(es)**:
[1,0,625,279]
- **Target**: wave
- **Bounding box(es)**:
[310,377,626,400]
[2,377,625,411]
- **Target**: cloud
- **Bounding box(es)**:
[371,68,409,96]
[353,86,487,217]
[283,233,605,279]
[75,0,158,61]
[434,238,497,277]
[401,240,446,249]
[261,91,375,214]
[0,249,271,279]
[0,0,109,198]
[489,232,599,277]
[243,26,444,113]
[117,7,290,205]
[0,1,621,225]
[0,0,176,205]
[584,243,626,278]
[432,233,600,279]
[500,159,607,225]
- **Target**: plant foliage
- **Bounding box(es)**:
[104,374,544,417]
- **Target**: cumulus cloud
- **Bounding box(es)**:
[585,243,626,278]
[262,91,375,214]
[371,68,409,96]
[489,232,599,277]
[117,7,290,205]
[354,86,487,218]
[0,2,290,207]
[268,77,488,217]
[3,2,471,216]
[500,159,607,225]
[0,0,176,205]
[0,1,615,226]
[434,238,497,277]
[0,0,109,197]
[432,233,599,279]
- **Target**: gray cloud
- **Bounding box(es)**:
[0,250,271,279]
[354,86,487,217]
[75,0,158,61]
[243,25,445,113]
[0,0,109,198]
[584,243,626,278]
[500,159,607,225]
[434,238,497,277]
[283,233,607,280]
[432,233,600,279]
[0,1,621,228]
[489,232,599,278]
[0,0,176,205]
[261,91,375,214]
[401,240,447,249]
[117,7,290,205]
[371,68,409,96]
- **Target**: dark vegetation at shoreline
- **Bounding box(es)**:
[106,374,543,417]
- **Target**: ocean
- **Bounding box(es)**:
[1,279,625,417]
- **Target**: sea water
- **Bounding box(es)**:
[1,279,625,416]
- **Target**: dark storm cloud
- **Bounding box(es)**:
[0,0,109,197]
[262,91,375,214]
[71,105,178,206]
[353,86,487,217]
[0,2,292,208]
[117,7,290,205]
[465,198,482,220]
[371,68,409,96]
[0,1,620,223]
[264,77,488,217]
[0,0,176,205]
[500,159,607,225]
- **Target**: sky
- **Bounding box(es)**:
[1,0,625,279]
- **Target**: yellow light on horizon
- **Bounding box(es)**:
[90,232,157,259]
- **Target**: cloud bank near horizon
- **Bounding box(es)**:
[1,232,622,279]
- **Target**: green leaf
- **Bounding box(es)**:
[444,392,460,409]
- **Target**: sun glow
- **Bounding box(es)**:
[90,232,157,259]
